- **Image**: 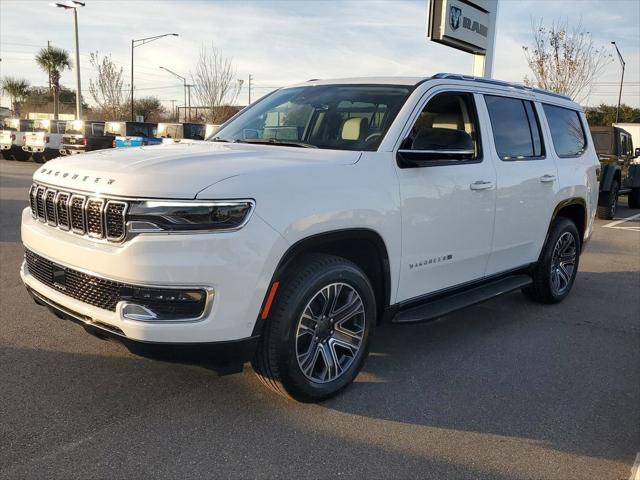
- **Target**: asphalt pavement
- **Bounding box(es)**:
[1,159,639,480]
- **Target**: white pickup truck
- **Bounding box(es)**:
[22,119,67,163]
[1,118,34,161]
[21,74,599,401]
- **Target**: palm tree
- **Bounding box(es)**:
[1,77,30,116]
[35,46,71,119]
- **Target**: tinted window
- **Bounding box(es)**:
[92,123,104,136]
[402,92,480,162]
[485,95,543,160]
[592,132,611,153]
[542,104,586,157]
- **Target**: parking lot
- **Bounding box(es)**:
[0,158,638,479]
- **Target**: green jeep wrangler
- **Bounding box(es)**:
[590,125,640,219]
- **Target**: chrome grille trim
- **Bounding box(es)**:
[86,198,105,238]
[28,183,127,243]
[105,201,128,241]
[55,191,70,230]
[45,189,57,226]
[70,195,87,234]
[36,186,46,222]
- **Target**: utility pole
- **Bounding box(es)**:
[611,41,625,124]
[170,100,176,121]
[185,84,193,121]
[248,74,253,104]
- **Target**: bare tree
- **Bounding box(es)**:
[190,44,241,123]
[522,19,611,104]
[89,52,129,119]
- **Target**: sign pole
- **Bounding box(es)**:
[472,1,498,77]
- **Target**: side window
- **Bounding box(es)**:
[93,123,104,136]
[399,92,480,164]
[484,95,544,160]
[542,104,587,157]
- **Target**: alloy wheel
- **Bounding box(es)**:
[550,232,577,296]
[295,282,365,383]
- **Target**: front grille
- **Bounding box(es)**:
[25,249,207,318]
[28,183,128,242]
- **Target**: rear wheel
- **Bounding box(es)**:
[597,181,619,219]
[252,254,376,402]
[523,218,580,304]
[32,152,46,164]
[629,188,640,209]
[14,149,31,162]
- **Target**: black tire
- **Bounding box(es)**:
[14,150,31,162]
[32,152,46,164]
[523,217,581,304]
[629,188,640,209]
[597,181,618,220]
[0,150,9,160]
[252,254,376,402]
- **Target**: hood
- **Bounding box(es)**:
[32,142,361,198]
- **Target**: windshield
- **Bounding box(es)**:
[210,84,412,151]
[592,132,612,154]
[32,120,51,132]
[65,120,85,135]
[105,122,124,136]
[158,123,182,138]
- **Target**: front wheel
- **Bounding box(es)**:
[523,218,580,304]
[252,254,376,402]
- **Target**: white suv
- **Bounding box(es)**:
[21,74,599,401]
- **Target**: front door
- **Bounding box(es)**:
[395,90,496,302]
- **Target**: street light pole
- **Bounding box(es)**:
[131,33,179,121]
[611,42,625,124]
[52,1,85,119]
[159,66,190,121]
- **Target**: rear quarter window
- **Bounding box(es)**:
[542,104,587,157]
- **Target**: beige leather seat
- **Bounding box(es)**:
[341,117,369,141]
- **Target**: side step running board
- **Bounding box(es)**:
[392,274,533,323]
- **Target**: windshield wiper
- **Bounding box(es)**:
[235,138,318,148]
[211,137,234,143]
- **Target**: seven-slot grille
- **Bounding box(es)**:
[29,183,127,242]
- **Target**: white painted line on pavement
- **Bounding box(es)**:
[603,213,640,231]
[630,452,640,480]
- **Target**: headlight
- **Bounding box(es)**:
[127,200,254,232]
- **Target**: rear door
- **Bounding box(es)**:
[479,94,559,275]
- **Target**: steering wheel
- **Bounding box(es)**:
[363,132,382,145]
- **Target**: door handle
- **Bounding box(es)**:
[540,174,556,183]
[470,180,494,191]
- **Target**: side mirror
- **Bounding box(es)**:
[397,128,475,168]
[635,147,640,159]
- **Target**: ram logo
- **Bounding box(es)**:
[449,6,462,31]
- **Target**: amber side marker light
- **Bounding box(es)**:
[260,281,280,320]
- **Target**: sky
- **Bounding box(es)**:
[1,0,639,113]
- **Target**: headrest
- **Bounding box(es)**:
[341,117,369,141]
[431,113,462,130]
[412,128,474,151]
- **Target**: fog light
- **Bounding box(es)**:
[120,287,210,322]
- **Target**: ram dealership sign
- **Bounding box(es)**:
[428,0,494,54]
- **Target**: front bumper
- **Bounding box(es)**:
[21,207,287,344]
[26,284,259,367]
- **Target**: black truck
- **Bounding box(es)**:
[60,120,114,156]
[590,125,640,219]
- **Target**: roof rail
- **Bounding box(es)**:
[430,73,572,101]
